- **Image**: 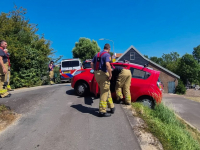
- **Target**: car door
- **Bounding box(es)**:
[128,67,150,101]
[90,70,99,97]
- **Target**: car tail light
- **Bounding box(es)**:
[157,82,163,91]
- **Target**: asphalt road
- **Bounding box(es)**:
[0,84,141,150]
[163,93,200,131]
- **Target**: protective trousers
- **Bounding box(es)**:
[49,70,54,84]
[0,64,9,98]
[94,70,114,113]
[115,69,132,104]
[4,62,12,91]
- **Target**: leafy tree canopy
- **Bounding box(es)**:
[0,6,62,88]
[72,38,100,62]
[193,45,200,63]
[177,54,200,84]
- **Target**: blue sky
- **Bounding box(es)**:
[2,0,200,59]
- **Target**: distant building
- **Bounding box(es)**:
[116,46,180,93]
[115,53,123,59]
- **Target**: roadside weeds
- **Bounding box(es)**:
[0,104,20,133]
[121,104,163,150]
[132,102,200,150]
[184,96,200,103]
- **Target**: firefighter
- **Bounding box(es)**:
[91,43,115,117]
[111,65,132,105]
[4,48,13,91]
[0,40,10,98]
[49,60,55,85]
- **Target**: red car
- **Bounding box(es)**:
[71,62,163,108]
[82,59,92,69]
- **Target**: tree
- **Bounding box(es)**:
[176,54,200,85]
[193,45,200,63]
[149,56,164,66]
[161,52,180,73]
[143,55,149,58]
[0,6,61,88]
[109,52,114,57]
[72,38,100,62]
[175,79,186,94]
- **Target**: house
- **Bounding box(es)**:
[115,53,123,59]
[116,46,180,93]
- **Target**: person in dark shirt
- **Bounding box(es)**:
[91,43,115,117]
[111,65,132,105]
[0,40,11,98]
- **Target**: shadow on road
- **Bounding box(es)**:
[70,104,99,117]
[84,96,99,106]
[66,89,76,95]
[66,89,99,105]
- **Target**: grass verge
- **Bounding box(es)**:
[132,102,200,150]
[185,97,200,103]
[0,104,19,132]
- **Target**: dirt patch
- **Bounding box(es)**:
[184,89,200,97]
[0,105,20,132]
[183,89,200,103]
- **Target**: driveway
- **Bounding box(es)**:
[162,93,200,131]
[0,84,141,150]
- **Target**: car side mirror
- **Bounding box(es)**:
[90,69,94,74]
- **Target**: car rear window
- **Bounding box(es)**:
[83,62,91,68]
[130,67,151,79]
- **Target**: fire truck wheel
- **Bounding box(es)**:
[75,82,89,96]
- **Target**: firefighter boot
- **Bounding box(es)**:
[99,112,111,117]
[115,99,123,104]
[0,91,11,98]
[109,107,115,114]
[7,85,14,91]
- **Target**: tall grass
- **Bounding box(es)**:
[132,103,200,150]
[0,104,8,112]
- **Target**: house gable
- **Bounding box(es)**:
[117,45,180,79]
[118,47,148,66]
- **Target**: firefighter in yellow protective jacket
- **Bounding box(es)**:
[0,40,11,98]
[49,61,56,85]
[3,48,13,91]
[91,43,115,117]
[111,65,132,105]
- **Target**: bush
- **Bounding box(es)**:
[175,79,186,94]
[53,66,61,84]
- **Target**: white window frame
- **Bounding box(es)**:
[130,52,135,60]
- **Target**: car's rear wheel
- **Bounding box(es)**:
[138,97,155,109]
[75,82,88,96]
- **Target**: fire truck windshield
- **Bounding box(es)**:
[62,61,79,67]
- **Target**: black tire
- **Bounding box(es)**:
[138,97,155,109]
[75,82,88,96]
